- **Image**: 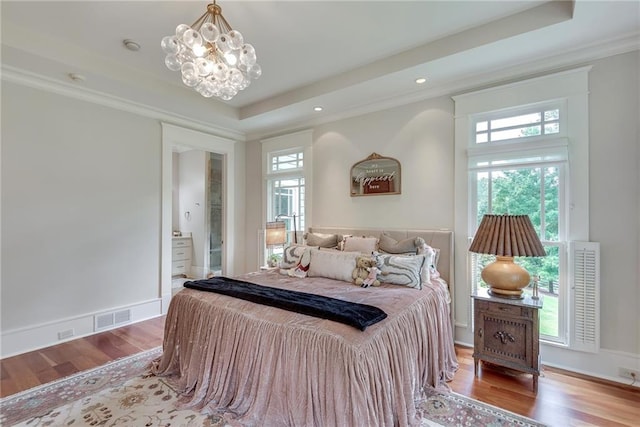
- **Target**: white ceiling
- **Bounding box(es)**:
[2,1,639,139]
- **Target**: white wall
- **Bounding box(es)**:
[0,82,248,357]
[178,150,207,273]
[244,140,263,271]
[588,51,639,355]
[1,82,162,352]
[312,96,454,229]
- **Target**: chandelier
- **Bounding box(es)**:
[161,1,261,100]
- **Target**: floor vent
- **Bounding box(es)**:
[94,309,132,332]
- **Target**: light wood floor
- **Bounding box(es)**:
[1,316,639,426]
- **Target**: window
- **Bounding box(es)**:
[271,151,303,171]
[455,67,592,352]
[469,104,568,343]
[474,106,560,144]
[267,150,305,232]
[261,130,313,266]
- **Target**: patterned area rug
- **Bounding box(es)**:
[0,347,546,427]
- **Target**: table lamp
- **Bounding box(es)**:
[469,214,546,299]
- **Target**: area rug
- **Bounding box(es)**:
[0,347,546,427]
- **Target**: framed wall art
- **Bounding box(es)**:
[350,152,401,197]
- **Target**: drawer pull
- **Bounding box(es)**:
[478,328,483,337]
[493,331,516,344]
[176,252,185,256]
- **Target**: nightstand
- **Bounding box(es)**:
[471,288,543,392]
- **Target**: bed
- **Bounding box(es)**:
[152,227,458,426]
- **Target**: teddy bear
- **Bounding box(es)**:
[352,255,380,287]
[361,264,381,288]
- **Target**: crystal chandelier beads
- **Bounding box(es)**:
[161,1,261,101]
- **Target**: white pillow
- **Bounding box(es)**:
[343,236,378,254]
[307,249,359,283]
[417,243,439,280]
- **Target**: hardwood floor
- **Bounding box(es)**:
[2,316,639,426]
[0,316,165,398]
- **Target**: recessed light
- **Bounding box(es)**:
[123,39,141,51]
[415,77,427,84]
[313,106,323,112]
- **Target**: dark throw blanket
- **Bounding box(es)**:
[184,276,387,331]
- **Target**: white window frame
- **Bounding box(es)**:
[468,111,569,343]
[266,147,306,231]
[471,101,565,145]
[453,67,591,352]
[261,130,313,264]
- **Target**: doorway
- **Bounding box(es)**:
[161,123,237,306]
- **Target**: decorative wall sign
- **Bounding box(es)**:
[350,153,401,196]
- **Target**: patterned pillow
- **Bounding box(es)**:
[376,253,427,289]
[343,236,378,254]
[304,232,343,248]
[307,249,359,283]
[280,245,315,269]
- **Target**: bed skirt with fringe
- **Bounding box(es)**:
[152,270,458,427]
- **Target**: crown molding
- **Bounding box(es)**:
[247,32,639,141]
[1,65,246,142]
[3,32,637,143]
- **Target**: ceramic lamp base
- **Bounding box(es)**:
[481,256,530,299]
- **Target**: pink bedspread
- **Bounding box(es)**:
[152,270,458,426]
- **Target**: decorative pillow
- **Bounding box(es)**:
[418,243,440,270]
[284,248,313,278]
[304,232,343,248]
[280,245,308,269]
[307,249,359,283]
[342,236,378,254]
[376,253,427,289]
[378,233,422,254]
[280,245,307,268]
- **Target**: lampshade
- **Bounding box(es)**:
[160,1,261,100]
[265,221,286,247]
[469,214,546,298]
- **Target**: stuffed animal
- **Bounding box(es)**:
[361,265,381,288]
[287,247,312,278]
[353,255,379,287]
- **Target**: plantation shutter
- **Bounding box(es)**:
[569,241,600,353]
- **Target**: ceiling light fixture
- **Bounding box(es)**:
[415,77,427,84]
[313,106,323,112]
[161,1,261,101]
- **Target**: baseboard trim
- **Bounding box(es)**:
[1,299,163,358]
[454,338,640,388]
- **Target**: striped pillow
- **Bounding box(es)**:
[376,253,427,289]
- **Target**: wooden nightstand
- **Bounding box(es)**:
[471,288,543,392]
